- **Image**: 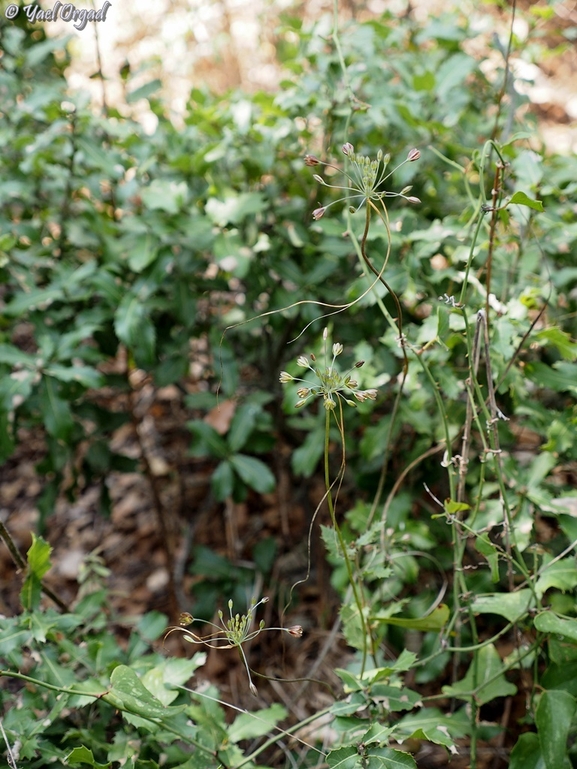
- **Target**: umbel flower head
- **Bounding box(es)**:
[279,327,378,410]
[305,144,421,220]
[164,597,303,696]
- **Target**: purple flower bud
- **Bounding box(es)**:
[407,148,421,162]
[406,196,421,204]
[304,154,320,166]
[342,142,354,156]
[355,360,365,368]
[312,207,326,220]
[287,625,303,637]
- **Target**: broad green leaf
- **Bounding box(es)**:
[536,690,576,769]
[141,656,206,706]
[368,684,422,711]
[535,560,577,599]
[127,232,158,272]
[0,344,37,366]
[471,589,534,622]
[205,192,265,227]
[334,668,364,692]
[534,612,577,642]
[211,460,235,500]
[188,421,229,459]
[103,665,186,720]
[228,402,259,453]
[39,375,74,441]
[365,747,417,769]
[442,643,517,705]
[509,733,546,769]
[395,707,470,747]
[44,365,104,389]
[525,362,577,394]
[292,426,324,477]
[535,328,577,361]
[227,703,287,742]
[371,604,449,632]
[127,79,162,103]
[3,287,64,316]
[327,746,362,769]
[229,454,275,494]
[475,534,500,582]
[65,746,111,768]
[508,191,544,212]
[20,534,52,611]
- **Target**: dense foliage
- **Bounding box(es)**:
[1,2,577,767]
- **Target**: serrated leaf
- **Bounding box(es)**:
[65,745,111,768]
[508,191,544,212]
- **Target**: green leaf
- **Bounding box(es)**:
[327,746,362,769]
[507,190,544,212]
[140,655,206,706]
[371,604,449,632]
[442,643,517,705]
[103,665,186,720]
[471,589,535,622]
[365,747,417,769]
[39,375,74,441]
[229,454,275,494]
[205,192,266,226]
[509,733,545,769]
[368,684,422,711]
[20,534,52,611]
[227,703,287,742]
[534,612,577,642]
[228,402,259,453]
[536,690,576,769]
[127,232,158,272]
[127,79,162,103]
[44,365,104,389]
[188,421,229,459]
[475,534,500,582]
[0,344,37,367]
[535,560,577,599]
[292,426,324,477]
[65,746,111,768]
[211,460,235,500]
[525,362,577,394]
[535,328,577,361]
